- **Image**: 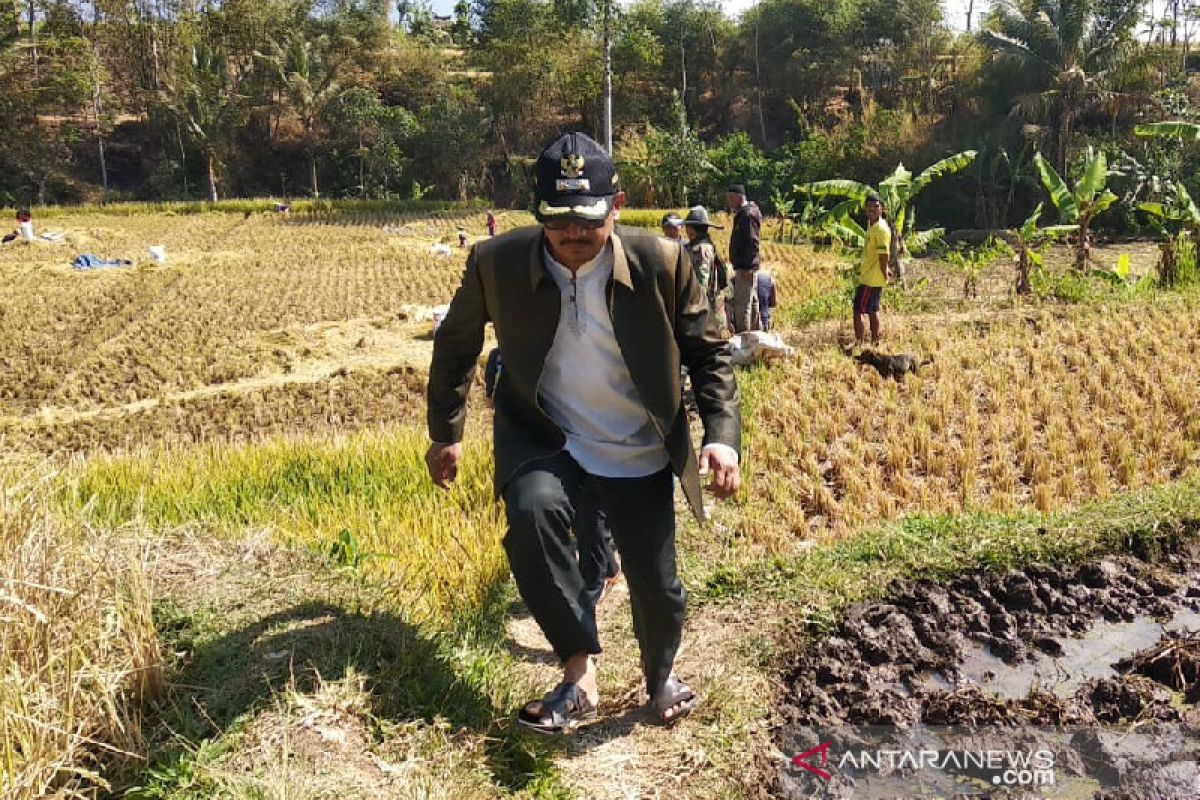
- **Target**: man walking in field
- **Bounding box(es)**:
[854,193,891,347]
[726,184,762,332]
[426,131,741,733]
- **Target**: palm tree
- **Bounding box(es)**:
[979,0,1141,172]
[161,44,248,202]
[255,32,353,199]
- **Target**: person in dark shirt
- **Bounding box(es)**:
[661,212,684,241]
[726,185,762,332]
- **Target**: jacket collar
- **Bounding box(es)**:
[529,230,634,292]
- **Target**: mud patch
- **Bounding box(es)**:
[776,545,1200,798]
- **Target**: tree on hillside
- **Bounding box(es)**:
[160,42,249,202]
[255,30,356,198]
[979,0,1141,173]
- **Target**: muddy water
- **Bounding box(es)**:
[775,543,1200,799]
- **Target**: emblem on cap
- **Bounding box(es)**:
[560,155,586,178]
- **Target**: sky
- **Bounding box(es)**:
[424,0,988,32]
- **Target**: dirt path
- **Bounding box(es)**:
[502,496,776,798]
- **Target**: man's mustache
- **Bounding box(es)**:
[559,238,592,246]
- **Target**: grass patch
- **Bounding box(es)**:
[60,427,507,626]
[107,528,569,798]
[699,473,1200,628]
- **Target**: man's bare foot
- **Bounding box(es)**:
[563,652,599,708]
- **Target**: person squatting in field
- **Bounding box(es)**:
[427,131,741,733]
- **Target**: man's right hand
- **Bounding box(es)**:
[426,442,462,489]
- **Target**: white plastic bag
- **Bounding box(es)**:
[148,245,167,264]
[728,331,795,367]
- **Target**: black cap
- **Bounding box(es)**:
[534,132,620,222]
[726,184,746,196]
[865,192,882,204]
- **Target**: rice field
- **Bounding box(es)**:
[2,204,1198,799]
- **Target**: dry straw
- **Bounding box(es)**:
[1,468,161,798]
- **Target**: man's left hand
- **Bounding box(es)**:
[699,445,741,499]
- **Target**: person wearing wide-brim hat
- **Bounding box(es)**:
[682,205,724,232]
[683,206,728,335]
[426,131,741,734]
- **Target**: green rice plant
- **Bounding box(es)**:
[61,427,507,625]
[616,208,688,231]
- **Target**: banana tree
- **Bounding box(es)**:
[1032,148,1118,270]
[796,150,977,273]
[1138,183,1200,286]
[1133,120,1200,286]
[1006,203,1077,294]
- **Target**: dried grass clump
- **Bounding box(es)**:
[1,471,161,798]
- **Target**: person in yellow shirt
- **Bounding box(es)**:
[854,194,891,347]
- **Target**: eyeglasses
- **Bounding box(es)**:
[542,216,608,231]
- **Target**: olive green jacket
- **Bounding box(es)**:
[427,224,740,522]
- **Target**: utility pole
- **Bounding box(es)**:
[603,0,613,154]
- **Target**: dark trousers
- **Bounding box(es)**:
[575,481,620,607]
[502,451,685,694]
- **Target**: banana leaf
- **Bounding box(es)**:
[1175,184,1200,223]
[1077,148,1108,202]
[824,219,865,248]
[1134,121,1200,141]
[1089,190,1118,216]
[818,198,863,229]
[1138,201,1169,219]
[911,150,978,196]
[1018,203,1045,240]
[905,227,944,255]
[1041,224,1079,238]
[797,180,872,201]
[879,163,913,195]
[1033,152,1079,223]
